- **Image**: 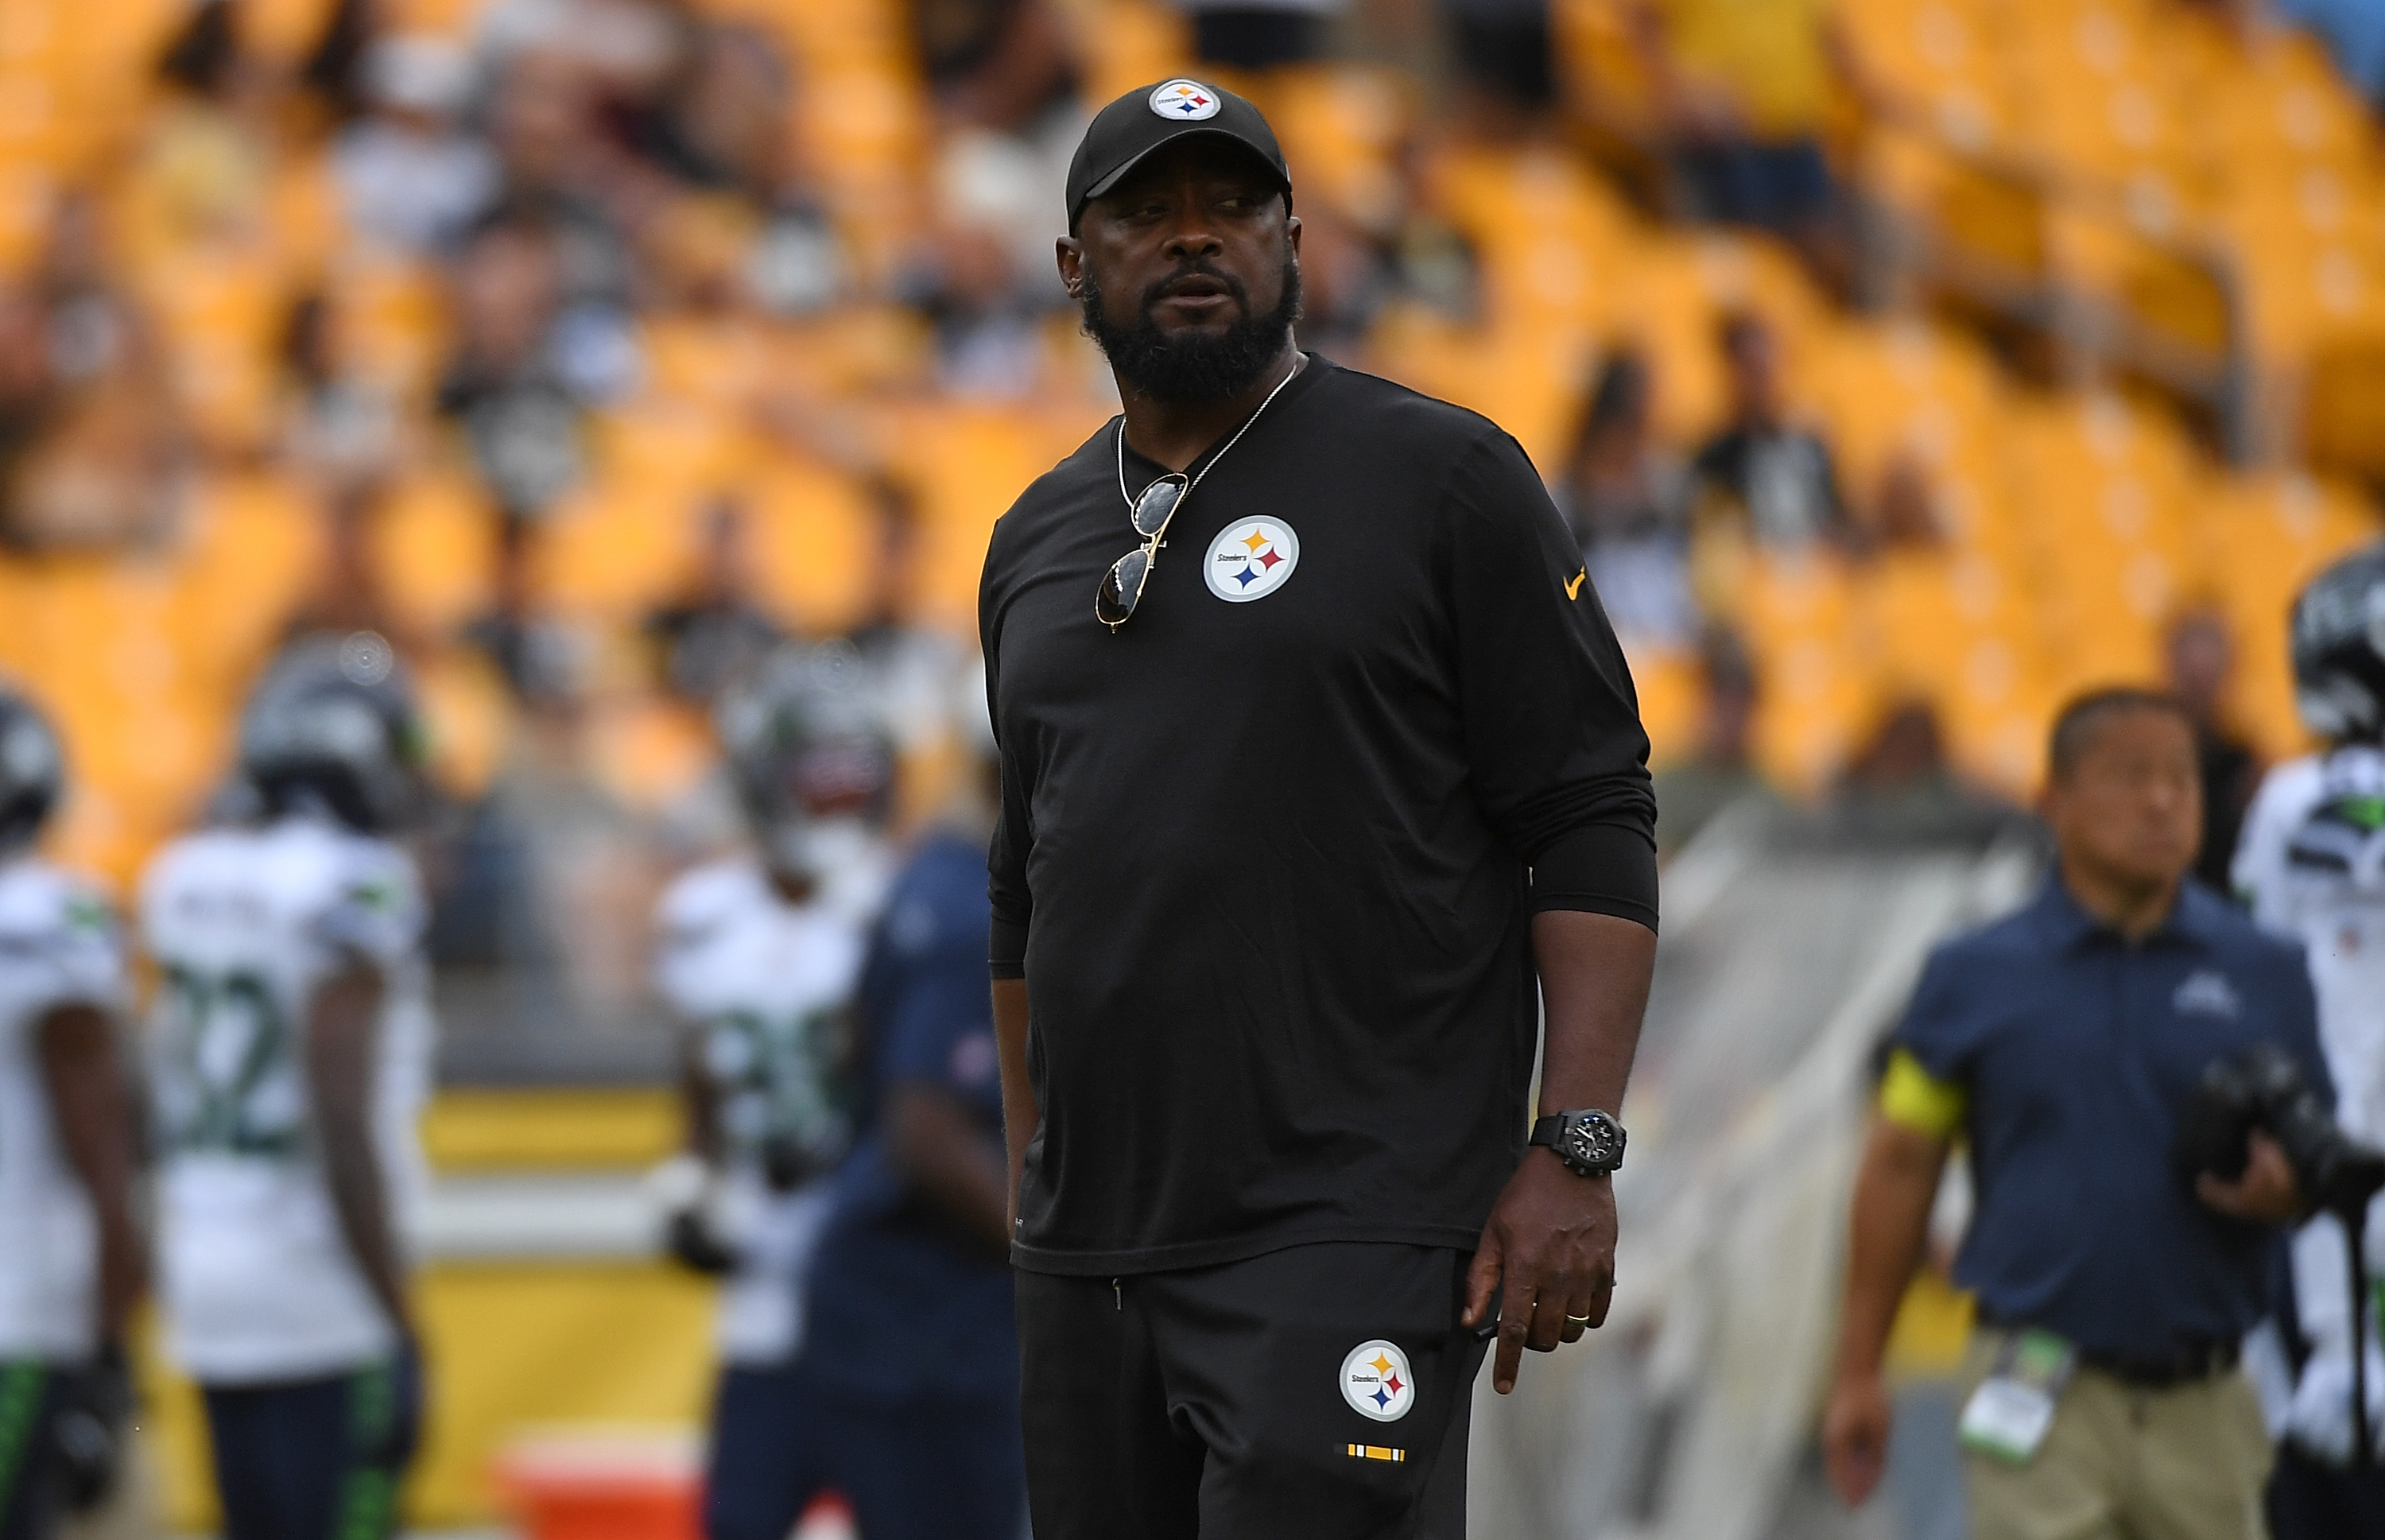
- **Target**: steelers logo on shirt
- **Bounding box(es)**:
[1149,80,1222,121]
[1204,518,1300,603]
[1340,1339,1415,1422]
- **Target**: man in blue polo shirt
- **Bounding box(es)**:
[1822,687,2329,1540]
[798,728,1024,1538]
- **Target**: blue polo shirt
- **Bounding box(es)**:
[801,832,1016,1405]
[1891,878,2329,1360]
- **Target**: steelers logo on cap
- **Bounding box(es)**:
[1150,79,1223,121]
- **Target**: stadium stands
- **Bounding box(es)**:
[2,0,2379,897]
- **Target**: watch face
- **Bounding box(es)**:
[1565,1115,1619,1170]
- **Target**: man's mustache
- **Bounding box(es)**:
[1139,263,1250,314]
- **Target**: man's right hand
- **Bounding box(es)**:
[1821,1370,1893,1507]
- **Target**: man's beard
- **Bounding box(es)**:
[1080,248,1302,405]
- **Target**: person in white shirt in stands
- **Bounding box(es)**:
[650,642,894,1540]
[0,686,142,1540]
[144,634,435,1540]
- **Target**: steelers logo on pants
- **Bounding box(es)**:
[1204,519,1301,603]
[1340,1339,1415,1422]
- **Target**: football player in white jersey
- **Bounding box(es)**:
[651,643,894,1540]
[142,635,434,1540]
[2236,546,2385,1536]
[0,688,143,1540]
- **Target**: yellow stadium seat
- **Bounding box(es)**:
[328,254,451,402]
[743,456,880,636]
[1859,540,2053,792]
[1627,646,1703,766]
[173,471,329,688]
[532,482,710,621]
[640,316,781,418]
[241,0,338,71]
[1738,555,1875,793]
[1268,65,1410,227]
[134,240,293,456]
[884,403,1080,637]
[1078,0,1196,107]
[413,647,514,802]
[1799,317,2006,504]
[2197,472,2384,759]
[591,403,757,498]
[580,693,718,815]
[2302,329,2385,483]
[371,471,501,641]
[1839,0,2007,150]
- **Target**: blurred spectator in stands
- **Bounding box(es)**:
[1832,697,2019,845]
[465,519,584,705]
[477,0,693,152]
[140,2,279,252]
[485,48,649,306]
[281,292,401,483]
[1444,0,1557,135]
[1178,0,1340,72]
[1653,630,1778,855]
[290,484,408,648]
[1290,203,1394,363]
[2166,607,2261,895]
[916,0,1077,137]
[332,34,500,256]
[1858,448,1947,559]
[1561,349,1697,652]
[156,0,246,106]
[903,221,1049,401]
[845,479,968,761]
[646,499,785,706]
[653,26,846,316]
[1690,312,1848,553]
[0,239,186,553]
[1630,0,1868,277]
[437,219,596,520]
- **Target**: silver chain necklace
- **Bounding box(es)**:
[1114,353,1306,522]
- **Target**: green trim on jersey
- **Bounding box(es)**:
[0,1361,50,1507]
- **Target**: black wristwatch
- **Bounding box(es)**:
[1530,1108,1627,1177]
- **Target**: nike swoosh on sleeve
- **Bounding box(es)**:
[1565,569,1588,600]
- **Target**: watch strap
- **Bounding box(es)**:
[1530,1108,1626,1176]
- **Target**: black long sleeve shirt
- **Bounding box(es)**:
[980,356,1657,1275]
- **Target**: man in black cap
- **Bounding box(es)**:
[981,77,1660,1535]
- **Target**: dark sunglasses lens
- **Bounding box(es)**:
[1132,477,1185,538]
[1097,547,1150,626]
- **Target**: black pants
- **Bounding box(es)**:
[0,1364,60,1540]
[2268,1444,2385,1539]
[1015,1243,1485,1539]
[201,1358,419,1540]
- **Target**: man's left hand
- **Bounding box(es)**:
[1462,1148,1617,1395]
[2197,1131,2303,1224]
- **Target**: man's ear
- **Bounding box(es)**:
[1286,214,1301,258]
[1057,236,1084,298]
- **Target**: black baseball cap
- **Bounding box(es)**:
[1065,78,1292,230]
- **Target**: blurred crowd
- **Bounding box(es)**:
[2,0,2384,1073]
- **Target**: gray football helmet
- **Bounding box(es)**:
[716,641,895,884]
[0,686,64,856]
[2293,543,2385,744]
[238,631,426,834]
